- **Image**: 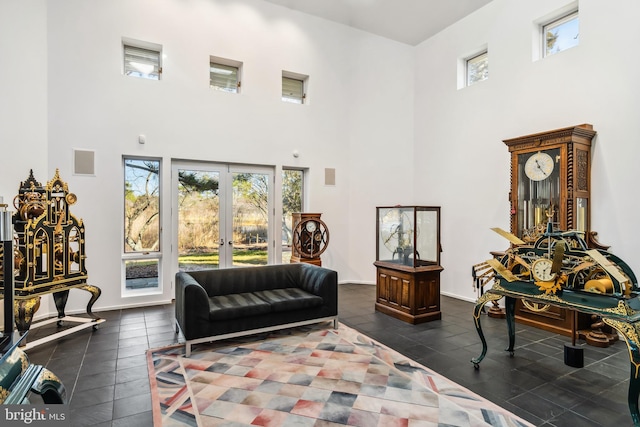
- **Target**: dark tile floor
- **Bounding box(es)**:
[23,284,631,426]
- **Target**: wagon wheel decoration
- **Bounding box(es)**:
[292,218,330,259]
[521,300,552,313]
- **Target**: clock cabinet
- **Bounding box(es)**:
[290,213,329,266]
[504,124,596,336]
[374,206,443,324]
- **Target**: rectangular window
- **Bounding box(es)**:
[281,169,304,263]
[282,71,307,104]
[210,56,242,93]
[466,51,488,86]
[123,41,162,80]
[123,157,161,291]
[543,10,579,57]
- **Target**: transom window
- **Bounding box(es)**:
[466,51,489,86]
[210,56,242,93]
[123,41,162,80]
[282,71,307,104]
[543,10,579,57]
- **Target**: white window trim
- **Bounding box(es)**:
[122,156,163,297]
[457,44,488,90]
[282,70,308,104]
[465,50,489,87]
[542,10,579,58]
[532,1,579,61]
[122,37,163,80]
[210,55,242,93]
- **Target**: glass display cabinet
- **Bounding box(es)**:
[374,206,443,324]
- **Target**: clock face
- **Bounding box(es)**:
[531,258,556,282]
[524,152,555,181]
[305,221,317,233]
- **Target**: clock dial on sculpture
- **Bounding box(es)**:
[531,258,556,282]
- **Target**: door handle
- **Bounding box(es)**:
[228,241,234,246]
[219,239,224,246]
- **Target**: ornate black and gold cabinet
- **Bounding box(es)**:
[0,170,104,349]
[504,124,596,335]
[374,206,443,324]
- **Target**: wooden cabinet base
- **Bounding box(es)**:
[374,262,443,325]
[514,300,588,337]
[375,302,441,324]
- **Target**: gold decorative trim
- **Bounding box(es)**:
[602,318,640,378]
[42,370,61,382]
[601,300,639,317]
[473,292,503,327]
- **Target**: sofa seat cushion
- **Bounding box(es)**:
[253,288,323,312]
[208,292,272,321]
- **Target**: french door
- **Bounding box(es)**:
[172,161,274,272]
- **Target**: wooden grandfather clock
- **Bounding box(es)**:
[504,124,597,336]
[290,213,329,266]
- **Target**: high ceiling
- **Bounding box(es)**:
[261,0,493,46]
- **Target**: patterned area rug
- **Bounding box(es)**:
[146,323,533,426]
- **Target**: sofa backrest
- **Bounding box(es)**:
[186,263,306,296]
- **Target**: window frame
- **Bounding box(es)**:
[123,156,163,295]
[210,56,242,93]
[282,71,308,104]
[122,38,163,80]
[542,9,579,58]
[465,50,489,87]
[281,168,305,263]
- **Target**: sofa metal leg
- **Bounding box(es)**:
[185,343,191,357]
[333,318,338,329]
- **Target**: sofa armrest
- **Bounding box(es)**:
[175,272,211,339]
[298,264,338,315]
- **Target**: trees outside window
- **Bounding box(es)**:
[466,51,488,86]
[544,11,579,57]
[124,158,161,291]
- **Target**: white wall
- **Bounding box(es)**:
[39,0,414,313]
[4,0,639,318]
[345,36,415,282]
[0,0,48,200]
[0,1,51,322]
[414,0,640,301]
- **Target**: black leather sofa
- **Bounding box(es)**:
[175,263,338,355]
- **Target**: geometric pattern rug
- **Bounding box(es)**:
[146,323,534,427]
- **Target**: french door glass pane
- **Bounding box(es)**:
[177,169,221,271]
[232,172,269,266]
